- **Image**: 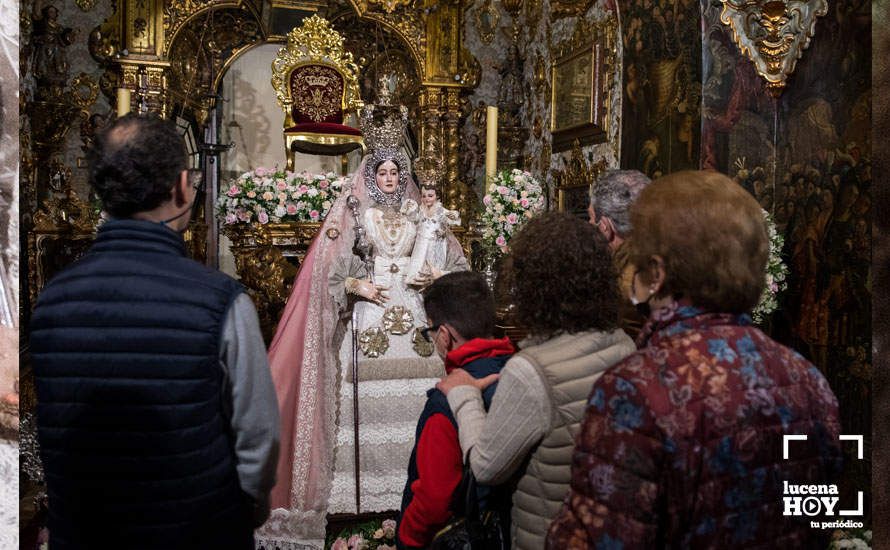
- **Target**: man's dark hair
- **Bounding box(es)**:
[88,113,187,218]
[423,271,496,340]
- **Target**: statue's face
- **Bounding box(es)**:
[376,160,399,194]
[421,188,437,207]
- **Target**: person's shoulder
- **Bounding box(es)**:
[422,389,457,427]
[174,256,244,293]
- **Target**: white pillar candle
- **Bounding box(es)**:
[116,88,131,117]
[485,105,498,181]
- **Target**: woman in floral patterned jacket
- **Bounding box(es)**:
[547,170,843,549]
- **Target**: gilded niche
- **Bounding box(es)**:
[720,0,828,95]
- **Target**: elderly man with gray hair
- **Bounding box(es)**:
[588,169,651,252]
[588,169,651,339]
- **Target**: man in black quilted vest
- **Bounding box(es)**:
[30,114,280,549]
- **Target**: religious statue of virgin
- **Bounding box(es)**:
[257,102,468,549]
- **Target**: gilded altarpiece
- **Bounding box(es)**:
[22,0,481,340]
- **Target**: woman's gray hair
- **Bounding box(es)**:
[590,169,651,237]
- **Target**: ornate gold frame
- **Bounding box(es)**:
[549,19,616,153]
[474,0,500,44]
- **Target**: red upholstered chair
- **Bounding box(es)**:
[272,15,364,170]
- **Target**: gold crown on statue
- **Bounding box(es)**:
[359,74,409,151]
[359,103,409,151]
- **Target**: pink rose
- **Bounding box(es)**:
[520,198,529,207]
[495,235,506,247]
[276,181,287,191]
[497,186,509,195]
[235,209,250,222]
[483,195,492,206]
[254,167,267,177]
[257,211,269,224]
[347,534,366,549]
[382,519,396,538]
[506,213,518,224]
[299,184,309,194]
[319,180,329,189]
[286,203,298,215]
[309,209,320,220]
[331,538,349,550]
[226,185,240,197]
[224,213,237,224]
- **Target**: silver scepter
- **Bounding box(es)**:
[346,194,370,514]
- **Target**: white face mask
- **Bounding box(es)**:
[628,269,653,316]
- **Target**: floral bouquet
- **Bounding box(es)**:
[480,168,546,254]
[752,209,789,325]
[217,167,348,225]
[328,518,397,550]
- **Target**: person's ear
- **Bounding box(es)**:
[599,216,616,242]
[646,255,666,296]
[172,170,189,207]
[441,324,458,351]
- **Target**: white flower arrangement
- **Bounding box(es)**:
[480,168,546,254]
[217,167,347,225]
[752,208,789,324]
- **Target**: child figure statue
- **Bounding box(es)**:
[404,183,461,285]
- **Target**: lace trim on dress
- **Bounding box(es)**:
[255,508,326,550]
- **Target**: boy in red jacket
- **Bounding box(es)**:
[397,272,514,548]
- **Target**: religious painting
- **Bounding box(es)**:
[550,42,606,152]
[617,0,701,176]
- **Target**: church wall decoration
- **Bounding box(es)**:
[719,0,828,96]
[473,0,500,44]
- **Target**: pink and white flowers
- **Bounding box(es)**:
[752,209,788,324]
[218,168,347,225]
[481,168,545,254]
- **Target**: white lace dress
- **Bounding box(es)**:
[327,204,466,513]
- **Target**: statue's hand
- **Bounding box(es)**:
[411,262,444,289]
[346,277,390,305]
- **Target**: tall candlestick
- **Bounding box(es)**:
[116,88,131,117]
[485,105,498,181]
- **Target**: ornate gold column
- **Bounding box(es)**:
[442,88,465,210]
[112,0,170,116]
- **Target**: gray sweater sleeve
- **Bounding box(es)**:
[446,356,551,485]
[219,293,280,525]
